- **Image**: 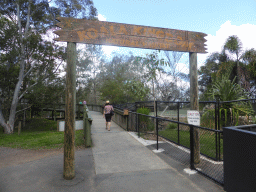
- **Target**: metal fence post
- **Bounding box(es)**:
[156,117,159,150]
[217,100,220,130]
[215,101,218,160]
[218,131,221,161]
[177,102,180,145]
[190,125,195,170]
[156,101,159,150]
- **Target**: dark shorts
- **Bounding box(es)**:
[105,114,112,122]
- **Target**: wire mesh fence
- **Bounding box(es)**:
[193,127,224,185]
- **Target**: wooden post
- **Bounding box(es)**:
[189,52,200,164]
[53,105,55,121]
[23,110,26,127]
[63,42,76,180]
[18,121,21,135]
[83,105,92,147]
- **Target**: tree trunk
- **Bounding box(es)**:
[0,51,26,134]
[236,54,240,86]
[8,57,26,133]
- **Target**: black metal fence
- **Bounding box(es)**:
[115,99,256,129]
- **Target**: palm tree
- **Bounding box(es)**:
[224,35,243,85]
[206,69,253,127]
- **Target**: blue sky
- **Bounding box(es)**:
[91,0,256,70]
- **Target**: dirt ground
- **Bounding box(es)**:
[0,147,62,169]
[0,147,85,169]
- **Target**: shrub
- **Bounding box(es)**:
[167,122,177,130]
[137,107,153,132]
[137,107,150,115]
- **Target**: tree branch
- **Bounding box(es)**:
[24,0,32,37]
[18,82,38,100]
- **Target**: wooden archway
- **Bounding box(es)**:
[54,17,207,179]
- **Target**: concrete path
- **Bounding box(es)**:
[0,111,224,192]
[91,112,170,174]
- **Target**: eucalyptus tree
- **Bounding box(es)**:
[76,44,104,104]
[0,0,97,134]
[164,51,184,85]
[139,51,168,118]
[99,53,149,104]
[156,80,180,101]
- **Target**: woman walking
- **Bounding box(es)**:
[103,100,114,131]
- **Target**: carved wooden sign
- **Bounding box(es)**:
[54,17,207,53]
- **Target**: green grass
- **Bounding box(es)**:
[0,118,85,149]
[159,129,223,159]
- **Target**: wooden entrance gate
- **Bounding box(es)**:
[54,17,207,179]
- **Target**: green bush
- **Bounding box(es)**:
[137,107,150,115]
[137,107,154,132]
[167,122,177,130]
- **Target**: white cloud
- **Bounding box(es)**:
[97,14,107,21]
[198,21,256,68]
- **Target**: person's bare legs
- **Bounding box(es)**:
[108,122,111,131]
[105,121,108,129]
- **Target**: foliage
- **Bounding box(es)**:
[242,48,256,96]
[124,80,150,102]
[0,0,98,134]
[99,53,150,104]
[198,51,228,97]
[137,107,154,131]
[54,0,97,19]
[199,35,256,99]
[137,107,150,115]
[156,80,182,101]
[100,79,126,104]
[204,70,254,127]
[24,77,66,106]
[201,109,215,129]
[76,44,104,104]
[166,122,177,130]
[224,35,242,61]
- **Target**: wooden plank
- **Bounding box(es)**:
[54,17,207,53]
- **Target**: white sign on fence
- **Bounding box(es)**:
[187,110,200,126]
